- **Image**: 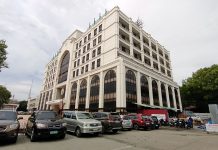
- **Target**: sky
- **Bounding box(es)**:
[0,0,218,100]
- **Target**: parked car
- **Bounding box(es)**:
[0,110,23,143]
[62,111,102,137]
[120,115,132,130]
[150,116,160,129]
[93,112,122,133]
[128,113,152,130]
[25,111,66,142]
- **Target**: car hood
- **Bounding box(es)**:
[36,119,63,124]
[0,120,17,126]
[78,119,101,124]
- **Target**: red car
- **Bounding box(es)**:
[128,114,153,130]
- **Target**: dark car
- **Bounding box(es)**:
[25,111,66,142]
[150,116,160,129]
[93,112,122,133]
[0,110,23,143]
[128,114,152,130]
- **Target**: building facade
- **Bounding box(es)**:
[38,7,182,113]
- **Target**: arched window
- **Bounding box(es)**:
[152,80,159,106]
[70,82,77,110]
[104,70,116,112]
[90,75,100,112]
[58,52,70,83]
[161,83,167,107]
[126,70,137,112]
[168,86,174,108]
[141,76,149,105]
[175,89,180,110]
[78,79,87,111]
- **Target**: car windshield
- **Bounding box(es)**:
[151,116,158,121]
[36,112,57,120]
[77,113,93,119]
[0,111,17,120]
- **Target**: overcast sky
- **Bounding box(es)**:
[0,0,217,100]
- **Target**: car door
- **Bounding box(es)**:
[63,112,72,131]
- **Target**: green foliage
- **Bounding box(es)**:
[181,64,218,112]
[0,40,8,72]
[17,100,28,112]
[0,85,11,108]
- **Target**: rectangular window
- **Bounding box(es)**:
[74,61,77,68]
[86,53,89,61]
[76,43,78,49]
[99,24,102,32]
[75,52,77,58]
[85,64,88,72]
[83,46,86,53]
[73,71,75,77]
[97,59,101,67]
[98,35,102,43]
[82,56,85,63]
[92,61,95,69]
[93,39,96,47]
[79,41,82,47]
[81,67,84,74]
[92,49,96,58]
[76,69,79,76]
[94,28,97,36]
[77,59,80,66]
[84,37,87,43]
[78,50,81,56]
[87,43,90,50]
[88,33,91,40]
[97,46,101,55]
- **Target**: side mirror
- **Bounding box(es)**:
[18,117,23,120]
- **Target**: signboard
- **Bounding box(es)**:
[206,124,218,133]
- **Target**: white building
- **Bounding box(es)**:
[27,97,39,111]
[38,6,182,113]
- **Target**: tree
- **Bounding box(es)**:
[0,40,8,72]
[17,100,28,112]
[0,85,11,108]
[180,64,218,112]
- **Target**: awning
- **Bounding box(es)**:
[133,103,178,112]
[46,99,63,105]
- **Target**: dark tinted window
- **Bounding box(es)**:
[36,112,57,120]
[0,111,16,120]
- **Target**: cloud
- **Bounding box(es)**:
[0,0,218,100]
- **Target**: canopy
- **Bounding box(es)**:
[133,103,179,112]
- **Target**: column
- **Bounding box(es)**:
[177,88,183,111]
[120,63,126,108]
[116,65,121,109]
[136,71,141,104]
[172,87,177,110]
[129,18,133,56]
[75,80,80,110]
[85,76,91,110]
[165,84,170,108]
[140,29,144,63]
[99,71,104,110]
[148,77,153,105]
[157,81,163,107]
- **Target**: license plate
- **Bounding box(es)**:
[50,131,58,134]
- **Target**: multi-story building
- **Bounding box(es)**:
[38,6,182,113]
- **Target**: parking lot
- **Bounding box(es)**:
[1,127,218,150]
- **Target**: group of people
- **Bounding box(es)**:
[169,116,193,129]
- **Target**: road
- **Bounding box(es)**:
[0,128,218,150]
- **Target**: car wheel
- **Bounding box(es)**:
[75,127,82,137]
[101,126,105,134]
[112,129,118,133]
[94,132,99,136]
[30,128,37,142]
[60,134,66,139]
[11,132,18,143]
[133,124,139,130]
